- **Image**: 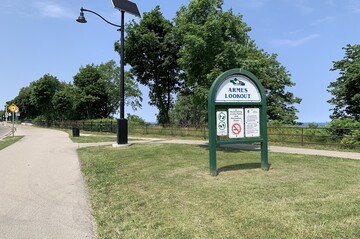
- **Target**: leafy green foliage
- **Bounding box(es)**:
[52,83,78,120]
[31,74,62,121]
[10,61,142,121]
[12,84,39,120]
[74,64,112,119]
[327,118,360,147]
[125,6,182,125]
[172,0,301,125]
[127,114,146,125]
[328,44,360,120]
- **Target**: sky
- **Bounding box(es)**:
[1,0,359,123]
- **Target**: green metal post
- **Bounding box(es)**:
[260,96,269,170]
[208,92,217,176]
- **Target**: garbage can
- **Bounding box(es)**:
[72,127,80,137]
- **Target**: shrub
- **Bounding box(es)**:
[327,118,360,148]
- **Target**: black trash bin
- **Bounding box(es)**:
[72,127,80,137]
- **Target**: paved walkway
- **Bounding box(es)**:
[0,125,94,239]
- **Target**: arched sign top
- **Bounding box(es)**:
[209,68,266,105]
[215,75,261,102]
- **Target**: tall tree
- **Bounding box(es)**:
[125,6,182,125]
[173,0,301,125]
[73,64,110,119]
[12,84,39,120]
[52,83,78,120]
[328,44,360,120]
[73,61,142,119]
[97,60,142,113]
[31,74,62,121]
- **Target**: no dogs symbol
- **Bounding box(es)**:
[218,122,226,130]
[231,123,242,135]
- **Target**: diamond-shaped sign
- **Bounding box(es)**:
[8,103,19,113]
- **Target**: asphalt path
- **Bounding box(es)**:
[0,124,11,138]
[0,125,94,238]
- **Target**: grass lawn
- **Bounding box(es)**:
[78,144,360,239]
[0,136,23,150]
[67,130,117,143]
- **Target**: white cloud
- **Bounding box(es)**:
[310,16,335,26]
[34,1,74,18]
[271,34,320,47]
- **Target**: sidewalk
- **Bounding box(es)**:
[0,125,94,239]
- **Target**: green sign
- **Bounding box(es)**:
[208,69,269,176]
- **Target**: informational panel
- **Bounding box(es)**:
[216,111,228,136]
[228,108,244,138]
[208,69,269,176]
[245,108,260,137]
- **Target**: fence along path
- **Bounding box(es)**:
[41,121,360,150]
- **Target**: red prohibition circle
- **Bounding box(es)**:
[231,123,241,135]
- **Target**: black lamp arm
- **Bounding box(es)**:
[81,7,121,28]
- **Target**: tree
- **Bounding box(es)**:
[97,60,142,113]
[73,64,111,119]
[170,92,207,127]
[52,83,78,120]
[73,61,143,120]
[31,74,62,121]
[125,6,182,125]
[328,44,360,120]
[12,84,39,120]
[173,0,301,125]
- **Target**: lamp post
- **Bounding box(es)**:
[76,1,140,145]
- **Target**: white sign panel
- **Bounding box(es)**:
[216,111,228,136]
[245,108,260,137]
[228,108,244,138]
[215,75,261,102]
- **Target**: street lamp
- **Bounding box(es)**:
[76,1,140,145]
[76,8,121,28]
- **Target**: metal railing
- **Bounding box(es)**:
[34,121,360,149]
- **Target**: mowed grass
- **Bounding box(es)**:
[67,130,117,143]
[78,144,360,239]
[0,136,23,150]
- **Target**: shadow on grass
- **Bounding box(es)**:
[217,163,262,174]
[199,144,261,154]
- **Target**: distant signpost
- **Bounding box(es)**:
[7,103,19,137]
[208,69,269,176]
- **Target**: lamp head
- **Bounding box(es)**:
[76,9,87,23]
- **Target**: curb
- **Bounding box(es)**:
[0,126,14,140]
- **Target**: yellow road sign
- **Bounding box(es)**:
[8,103,19,113]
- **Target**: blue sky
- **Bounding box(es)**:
[1,0,359,123]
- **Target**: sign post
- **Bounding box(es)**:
[208,69,269,176]
[8,103,19,137]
